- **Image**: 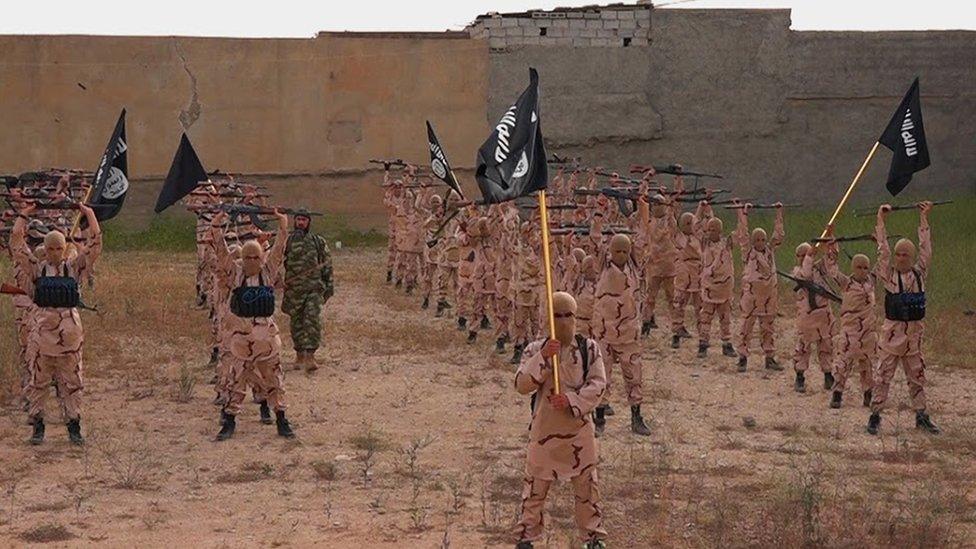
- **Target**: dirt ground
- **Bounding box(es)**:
[1,249,975,548]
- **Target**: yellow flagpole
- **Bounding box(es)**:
[537,189,560,394]
[817,141,881,240]
[69,185,95,238]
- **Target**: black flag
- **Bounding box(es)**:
[426,121,464,199]
[878,77,930,196]
[89,109,128,221]
[475,68,547,204]
[154,133,208,213]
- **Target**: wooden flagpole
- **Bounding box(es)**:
[817,141,881,240]
[69,185,95,238]
[537,189,560,394]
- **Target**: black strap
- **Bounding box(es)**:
[576,334,590,382]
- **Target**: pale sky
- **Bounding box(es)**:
[0,0,973,36]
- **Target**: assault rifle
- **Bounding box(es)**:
[550,227,635,236]
[630,164,724,179]
[853,200,953,217]
[808,234,903,244]
[723,203,800,210]
[676,196,750,205]
[777,270,841,308]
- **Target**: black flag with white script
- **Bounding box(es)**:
[475,68,548,204]
[426,121,464,199]
[89,109,128,221]
[878,77,930,196]
[154,133,208,213]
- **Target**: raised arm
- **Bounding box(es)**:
[771,204,785,248]
[875,205,891,276]
[71,204,103,280]
[734,205,751,250]
[917,201,932,275]
[265,209,290,284]
[9,205,36,277]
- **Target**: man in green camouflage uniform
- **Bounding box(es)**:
[283,211,334,372]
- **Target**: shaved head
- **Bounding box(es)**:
[751,227,767,250]
[795,242,812,258]
[706,217,724,242]
[571,247,586,263]
[851,253,871,281]
[678,212,695,235]
[43,230,66,263]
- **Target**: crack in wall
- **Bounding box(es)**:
[173,39,201,131]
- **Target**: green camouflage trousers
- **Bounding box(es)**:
[284,292,324,352]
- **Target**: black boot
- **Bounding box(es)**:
[697,342,708,359]
[510,343,524,365]
[722,342,737,358]
[863,390,872,408]
[604,404,616,416]
[421,295,430,310]
[276,410,296,439]
[631,405,651,436]
[480,316,491,330]
[395,279,402,289]
[794,372,806,393]
[824,372,835,391]
[208,347,219,368]
[457,317,467,332]
[641,321,652,337]
[765,356,784,371]
[737,355,747,373]
[405,284,413,295]
[466,331,478,345]
[216,412,236,441]
[866,412,881,435]
[435,300,449,318]
[671,335,680,349]
[515,541,534,549]
[29,417,44,445]
[649,316,658,329]
[915,411,941,434]
[386,270,392,283]
[259,401,273,425]
[675,326,692,339]
[830,390,842,409]
[593,406,606,438]
[66,418,84,445]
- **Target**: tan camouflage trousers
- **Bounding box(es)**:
[698,300,732,346]
[870,351,927,414]
[14,307,30,393]
[514,470,606,543]
[793,320,834,374]
[831,330,875,394]
[223,324,286,416]
[394,251,421,289]
[434,264,457,303]
[457,279,487,325]
[672,289,700,335]
[601,341,643,406]
[737,314,776,358]
[420,259,437,298]
[511,303,539,344]
[643,275,675,326]
[493,294,512,340]
[26,352,83,421]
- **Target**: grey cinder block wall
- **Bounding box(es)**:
[472,6,976,203]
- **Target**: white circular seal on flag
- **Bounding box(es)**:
[431,158,447,179]
[102,166,129,200]
[512,151,529,178]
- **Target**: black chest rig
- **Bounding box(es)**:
[230,272,276,318]
[34,263,80,309]
[884,269,925,321]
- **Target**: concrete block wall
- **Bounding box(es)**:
[468,6,652,49]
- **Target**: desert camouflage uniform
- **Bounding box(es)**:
[735,207,785,359]
[514,337,608,544]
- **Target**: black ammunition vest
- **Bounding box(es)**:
[33,263,80,309]
[884,269,925,322]
[230,272,276,318]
